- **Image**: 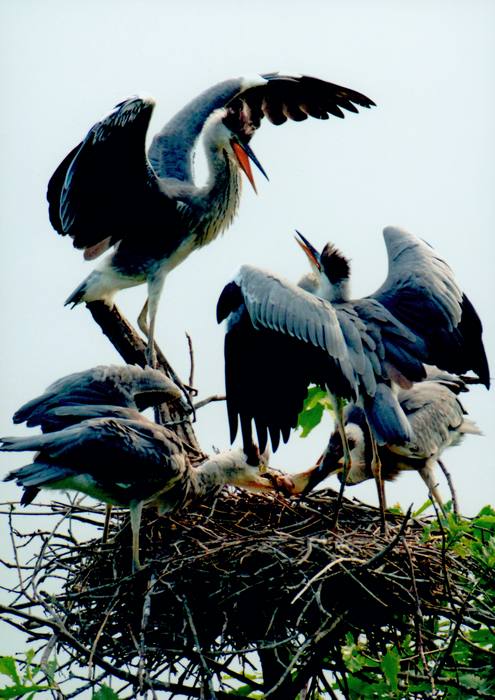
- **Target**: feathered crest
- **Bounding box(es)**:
[320,243,351,283]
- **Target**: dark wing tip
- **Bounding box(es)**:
[46,143,83,235]
[226,73,375,140]
[20,486,41,506]
[458,294,490,388]
[216,281,243,323]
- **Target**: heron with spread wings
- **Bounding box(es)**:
[217,226,489,526]
[48,73,374,365]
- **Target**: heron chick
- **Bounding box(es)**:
[293,374,482,514]
[2,415,293,571]
[12,364,182,433]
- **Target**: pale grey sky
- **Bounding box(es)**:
[1,0,494,658]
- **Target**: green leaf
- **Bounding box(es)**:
[0,659,19,685]
[92,686,120,700]
[476,505,495,518]
[458,673,492,692]
[0,686,49,699]
[413,499,433,518]
[297,386,333,437]
[381,648,400,691]
[298,402,324,437]
[468,627,495,648]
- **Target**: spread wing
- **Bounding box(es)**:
[370,226,489,385]
[224,73,375,140]
[217,266,358,452]
[47,96,176,256]
[371,226,462,333]
[2,418,184,498]
[13,364,180,430]
[149,73,374,182]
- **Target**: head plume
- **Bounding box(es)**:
[320,243,351,284]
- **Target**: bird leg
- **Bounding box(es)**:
[419,463,447,516]
[144,274,167,368]
[137,298,149,337]
[143,303,158,368]
[129,500,144,572]
[137,298,158,367]
[102,504,113,543]
[331,396,351,529]
[368,427,387,534]
[138,287,197,419]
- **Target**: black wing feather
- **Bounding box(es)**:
[47,97,175,252]
[224,74,374,141]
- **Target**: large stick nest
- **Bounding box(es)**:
[2,486,485,697]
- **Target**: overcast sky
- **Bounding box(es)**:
[1,0,494,655]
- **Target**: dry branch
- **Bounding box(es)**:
[1,490,492,699]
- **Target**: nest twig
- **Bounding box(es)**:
[1,488,492,699]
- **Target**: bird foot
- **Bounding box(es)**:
[378,518,391,538]
[132,559,143,574]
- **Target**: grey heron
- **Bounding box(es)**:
[13,364,181,432]
[293,373,481,514]
[11,364,181,516]
[48,73,375,364]
[2,414,291,570]
[217,226,489,525]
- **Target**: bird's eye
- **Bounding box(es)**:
[347,438,355,450]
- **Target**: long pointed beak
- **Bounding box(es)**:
[295,230,321,271]
[299,452,343,496]
[232,140,269,194]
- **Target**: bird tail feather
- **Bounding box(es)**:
[64,279,90,308]
[4,461,72,487]
[64,270,104,308]
[459,418,482,436]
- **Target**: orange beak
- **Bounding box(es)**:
[295,230,321,271]
[231,140,269,194]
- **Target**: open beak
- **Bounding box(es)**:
[295,230,321,271]
[231,140,269,194]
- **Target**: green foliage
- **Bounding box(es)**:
[92,686,120,699]
[0,654,123,700]
[297,386,334,437]
[325,507,495,698]
[0,651,51,698]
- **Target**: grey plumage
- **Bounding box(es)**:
[217,226,487,456]
[393,381,479,461]
[297,374,481,510]
[48,73,374,364]
[13,364,181,432]
[2,417,187,509]
[2,411,291,568]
